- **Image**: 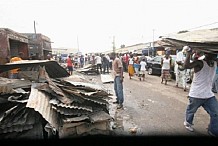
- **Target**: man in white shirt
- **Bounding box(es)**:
[95,54,102,74]
[183,46,218,136]
[175,47,188,91]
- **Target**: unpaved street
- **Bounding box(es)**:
[76,71,213,136]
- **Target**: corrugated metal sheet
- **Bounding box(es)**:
[65,81,104,91]
[0,60,70,78]
[52,106,91,116]
[76,64,99,75]
[100,74,114,83]
[26,83,59,129]
[50,99,93,112]
[0,77,31,94]
[89,111,112,123]
[162,28,218,43]
[0,104,39,134]
[160,28,218,53]
[0,61,112,138]
[45,70,72,104]
[62,115,89,122]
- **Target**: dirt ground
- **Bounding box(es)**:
[74,70,215,137]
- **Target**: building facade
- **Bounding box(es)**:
[0,28,29,64]
[22,33,52,60]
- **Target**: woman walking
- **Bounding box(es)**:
[128,54,134,79]
[161,53,172,85]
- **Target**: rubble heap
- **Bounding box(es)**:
[76,64,99,75]
[0,62,112,139]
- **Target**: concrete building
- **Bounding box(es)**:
[0,28,29,64]
[0,28,29,77]
[22,33,52,60]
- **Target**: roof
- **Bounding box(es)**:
[159,28,218,53]
[0,60,69,78]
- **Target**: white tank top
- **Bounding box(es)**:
[189,60,217,99]
[129,58,134,65]
[162,58,171,70]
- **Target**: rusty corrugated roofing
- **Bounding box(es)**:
[0,60,69,78]
[0,61,112,138]
[89,111,112,123]
[26,83,59,129]
[0,77,31,94]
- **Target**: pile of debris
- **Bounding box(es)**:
[76,64,99,75]
[0,60,113,139]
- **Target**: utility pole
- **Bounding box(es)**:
[112,36,115,54]
[34,21,37,35]
[33,20,39,58]
[77,35,79,53]
[152,29,155,57]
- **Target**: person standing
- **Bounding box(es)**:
[128,54,134,79]
[66,55,73,75]
[139,58,147,81]
[112,53,124,109]
[80,55,84,68]
[175,47,188,91]
[121,54,127,72]
[124,53,129,72]
[139,53,147,64]
[102,54,110,74]
[161,53,172,85]
[95,54,102,74]
[9,52,24,79]
[133,54,140,77]
[183,46,218,136]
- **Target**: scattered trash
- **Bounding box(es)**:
[129,126,138,134]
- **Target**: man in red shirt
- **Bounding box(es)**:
[66,55,73,75]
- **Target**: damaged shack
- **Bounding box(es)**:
[0,28,29,78]
[0,60,112,139]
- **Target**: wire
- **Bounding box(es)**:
[187,21,218,31]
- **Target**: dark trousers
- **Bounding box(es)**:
[96,64,102,74]
[103,62,109,73]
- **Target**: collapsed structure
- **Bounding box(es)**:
[0,60,112,139]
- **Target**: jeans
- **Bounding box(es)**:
[185,96,218,135]
[96,64,102,74]
[114,76,124,105]
[103,62,109,73]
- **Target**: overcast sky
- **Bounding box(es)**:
[1,0,218,54]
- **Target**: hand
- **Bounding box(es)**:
[120,76,123,83]
[184,46,192,54]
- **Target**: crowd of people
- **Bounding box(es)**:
[7,46,218,136]
[110,47,218,136]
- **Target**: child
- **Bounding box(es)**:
[139,58,147,81]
